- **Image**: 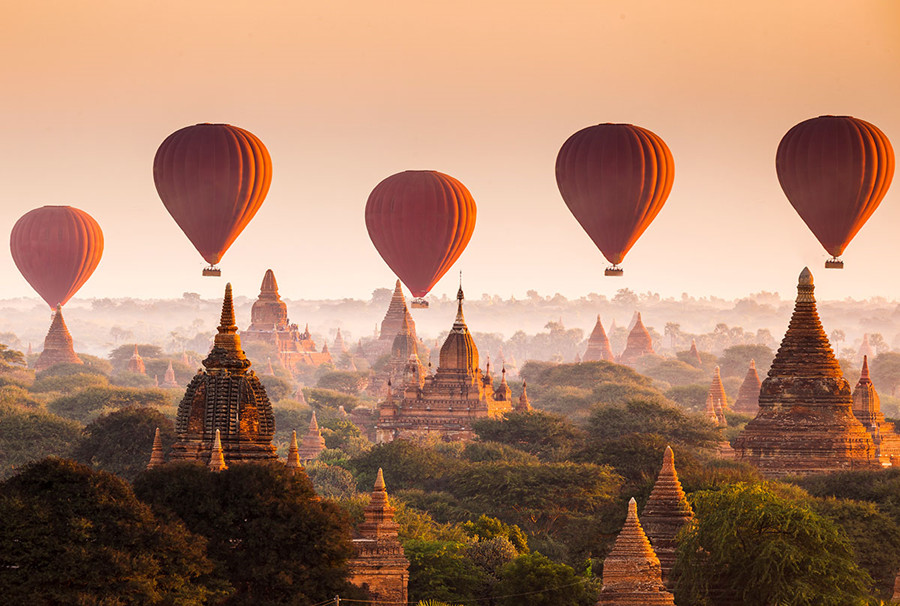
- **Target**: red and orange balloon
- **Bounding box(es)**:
[365,170,476,298]
[153,123,272,272]
[556,123,674,274]
[776,115,894,267]
[10,206,104,309]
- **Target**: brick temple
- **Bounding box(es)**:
[732,359,762,415]
[583,315,615,362]
[618,312,654,366]
[641,446,693,586]
[851,356,900,466]
[365,280,422,362]
[733,268,877,477]
[34,305,82,372]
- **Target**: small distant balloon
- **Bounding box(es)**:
[153,123,272,276]
[365,170,476,306]
[776,115,894,269]
[556,123,674,276]
[10,206,104,309]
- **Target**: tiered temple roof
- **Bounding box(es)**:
[618,313,654,366]
[127,344,146,375]
[640,447,693,586]
[171,283,278,464]
[162,361,179,388]
[365,281,419,362]
[297,411,326,461]
[584,315,615,362]
[34,306,82,372]
[732,359,762,414]
[598,498,675,605]
[706,366,727,424]
[333,328,349,355]
[734,268,877,477]
[348,469,410,604]
[852,356,900,466]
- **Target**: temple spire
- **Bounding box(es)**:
[297,411,326,461]
[204,283,250,371]
[34,305,82,372]
[641,446,693,585]
[208,429,227,472]
[733,359,762,414]
[147,428,165,469]
[286,430,302,470]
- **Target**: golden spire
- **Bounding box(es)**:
[208,429,227,472]
[204,283,250,370]
[147,427,165,469]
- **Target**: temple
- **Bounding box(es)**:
[240,269,332,370]
[297,411,326,461]
[333,328,349,356]
[127,345,146,375]
[365,280,420,361]
[851,356,900,466]
[170,283,278,464]
[706,366,727,424]
[858,333,875,363]
[688,339,702,367]
[348,469,410,605]
[583,315,615,362]
[732,359,762,414]
[375,285,519,443]
[34,306,82,372]
[618,313,654,366]
[162,361,179,388]
[640,447,693,586]
[733,269,877,477]
[146,428,165,469]
[598,498,675,605]
[285,430,302,471]
[373,313,425,396]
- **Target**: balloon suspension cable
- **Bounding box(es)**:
[825,257,844,269]
[202,265,222,277]
[605,264,624,277]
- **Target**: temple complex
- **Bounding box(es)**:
[348,469,410,605]
[618,313,654,366]
[297,411,326,461]
[688,339,702,367]
[598,498,675,605]
[170,284,278,464]
[732,360,762,414]
[375,286,518,443]
[162,361,179,388]
[851,356,900,466]
[640,447,693,586]
[733,268,877,477]
[34,306,82,372]
[583,315,615,362]
[241,269,332,370]
[127,345,146,374]
[706,366,727,424]
[366,280,420,361]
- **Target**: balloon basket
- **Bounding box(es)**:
[202,266,222,277]
[825,258,844,269]
[605,266,624,277]
[411,298,429,309]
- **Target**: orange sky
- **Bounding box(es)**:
[1,1,898,304]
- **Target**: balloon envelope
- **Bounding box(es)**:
[10,206,104,309]
[556,123,674,267]
[776,115,894,258]
[153,123,272,266]
[365,170,476,297]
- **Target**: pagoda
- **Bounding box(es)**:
[583,315,615,362]
[641,447,693,586]
[241,269,331,370]
[348,469,410,604]
[732,360,762,414]
[146,428,166,469]
[34,306,82,372]
[171,284,277,464]
[333,328,349,356]
[127,345,146,375]
[688,339,703,367]
[365,280,420,361]
[373,314,424,396]
[851,356,900,466]
[297,410,326,461]
[733,268,876,477]
[376,285,518,443]
[515,382,532,412]
[858,333,875,364]
[598,498,675,605]
[618,312,654,366]
[706,366,727,424]
[162,361,179,388]
[285,430,302,472]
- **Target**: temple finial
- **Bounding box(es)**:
[147,427,165,469]
[208,429,228,472]
[219,283,237,331]
[374,467,386,491]
[286,430,302,469]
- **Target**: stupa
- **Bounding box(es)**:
[858,333,875,364]
[364,280,420,361]
[297,410,326,461]
[374,314,424,396]
[348,469,410,604]
[333,328,349,355]
[732,359,762,414]
[851,356,900,466]
[34,306,82,372]
[285,430,302,471]
[688,339,703,367]
[598,498,675,605]
[171,284,278,464]
[146,428,166,469]
[583,315,615,362]
[515,382,532,412]
[706,366,727,424]
[162,361,179,388]
[640,447,693,585]
[127,344,146,374]
[376,285,518,443]
[618,313,655,366]
[733,268,876,477]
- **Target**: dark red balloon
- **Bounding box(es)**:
[365,171,477,298]
[153,123,272,266]
[556,123,674,267]
[10,206,104,309]
[776,115,894,259]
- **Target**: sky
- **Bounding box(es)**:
[1,1,898,305]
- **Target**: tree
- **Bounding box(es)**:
[304,387,363,411]
[0,458,222,604]
[72,407,176,481]
[462,515,529,553]
[462,441,540,465]
[717,344,774,378]
[108,343,164,371]
[586,399,720,449]
[640,358,706,386]
[258,374,293,401]
[0,343,26,370]
[405,539,486,604]
[134,462,364,605]
[494,552,598,606]
[0,404,83,479]
[871,353,900,396]
[473,410,584,460]
[674,482,873,606]
[48,385,172,422]
[664,383,709,413]
[349,440,454,491]
[30,371,109,395]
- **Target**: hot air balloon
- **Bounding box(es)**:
[365,170,477,308]
[153,123,272,276]
[10,206,104,309]
[556,123,674,276]
[776,115,894,269]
